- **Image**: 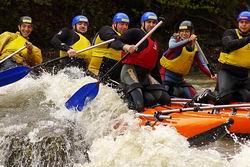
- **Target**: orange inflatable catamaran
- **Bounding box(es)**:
[137,99,250,146]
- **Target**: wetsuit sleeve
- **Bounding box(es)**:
[99,26,119,40]
[168,36,190,49]
[162,37,190,60]
[110,28,147,52]
[51,28,72,51]
[222,29,250,53]
[98,26,126,50]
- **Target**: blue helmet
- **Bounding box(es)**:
[112,13,129,23]
[237,11,250,21]
[72,15,89,26]
[141,12,158,23]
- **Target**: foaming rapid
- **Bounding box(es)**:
[0,67,249,166]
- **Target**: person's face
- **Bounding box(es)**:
[179,29,191,39]
[75,21,88,33]
[238,20,250,34]
[18,23,33,38]
[141,19,157,32]
[113,22,129,34]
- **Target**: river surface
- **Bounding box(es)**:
[0,67,249,167]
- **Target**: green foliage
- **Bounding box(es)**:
[0,0,249,65]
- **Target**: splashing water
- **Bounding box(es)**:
[0,67,249,166]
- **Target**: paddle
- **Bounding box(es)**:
[0,39,115,87]
[0,45,26,64]
[65,20,164,111]
[195,41,215,76]
[135,113,171,119]
[159,103,250,114]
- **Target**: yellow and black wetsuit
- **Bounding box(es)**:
[217,28,250,104]
[51,28,91,69]
[88,26,123,82]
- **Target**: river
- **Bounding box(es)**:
[0,67,249,167]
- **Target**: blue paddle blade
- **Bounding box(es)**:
[65,82,100,111]
[0,66,31,87]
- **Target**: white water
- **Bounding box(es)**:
[0,67,249,167]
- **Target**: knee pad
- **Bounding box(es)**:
[120,83,144,112]
[127,83,143,94]
[145,84,171,105]
[129,88,144,112]
[143,91,157,107]
[145,84,168,92]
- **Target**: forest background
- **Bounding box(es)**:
[0,0,249,72]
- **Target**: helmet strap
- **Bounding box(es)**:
[112,23,118,32]
[141,22,147,32]
[18,25,24,37]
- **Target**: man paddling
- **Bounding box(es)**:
[110,12,171,112]
[215,11,250,104]
[51,15,91,70]
[0,16,43,71]
[88,12,130,82]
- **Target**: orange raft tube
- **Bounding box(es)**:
[162,102,250,136]
[138,106,234,147]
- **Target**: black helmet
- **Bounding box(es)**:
[19,16,32,25]
[179,20,194,33]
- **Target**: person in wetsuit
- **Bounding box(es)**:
[51,15,91,70]
[0,16,42,71]
[216,11,250,104]
[160,20,215,99]
[111,12,171,112]
[88,12,130,82]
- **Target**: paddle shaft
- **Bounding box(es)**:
[195,41,215,76]
[171,98,192,102]
[135,113,171,119]
[0,46,26,64]
[31,38,115,69]
[171,101,213,106]
[160,103,250,114]
[99,20,164,82]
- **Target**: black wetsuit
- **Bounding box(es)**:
[91,26,124,82]
[51,28,86,69]
[217,29,250,104]
[111,28,170,112]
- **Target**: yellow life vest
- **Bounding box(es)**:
[0,32,42,66]
[218,29,250,69]
[88,29,121,75]
[160,46,197,76]
[60,32,92,66]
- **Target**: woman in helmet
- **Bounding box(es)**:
[0,16,42,71]
[51,15,91,70]
[88,12,130,82]
[216,11,250,104]
[160,20,214,99]
[110,12,171,112]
